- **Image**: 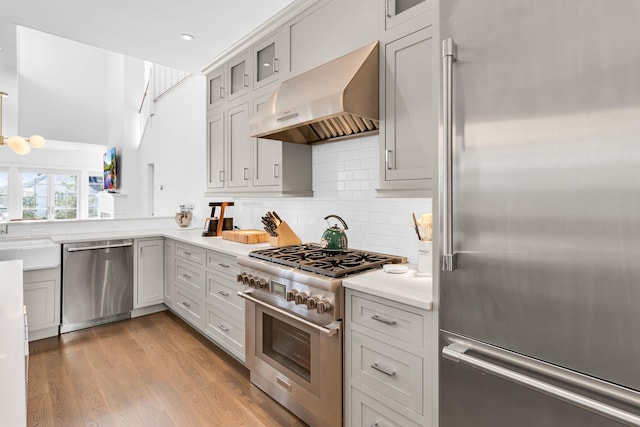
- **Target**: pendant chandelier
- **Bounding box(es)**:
[0,91,46,155]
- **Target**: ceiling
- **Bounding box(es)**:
[0,0,295,73]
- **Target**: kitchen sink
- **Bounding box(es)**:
[0,238,61,271]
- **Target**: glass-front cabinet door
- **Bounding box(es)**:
[207,67,225,110]
[228,51,250,101]
[253,32,281,90]
[383,0,430,32]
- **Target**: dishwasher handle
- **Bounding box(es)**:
[66,242,133,252]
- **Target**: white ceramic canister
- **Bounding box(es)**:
[417,240,432,276]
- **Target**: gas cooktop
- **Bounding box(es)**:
[249,243,406,278]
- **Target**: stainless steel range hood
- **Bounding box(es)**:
[249,42,379,144]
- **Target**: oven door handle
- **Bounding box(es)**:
[237,291,340,337]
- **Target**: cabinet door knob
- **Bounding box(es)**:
[243,74,249,88]
[219,170,225,182]
[273,58,279,73]
[219,86,225,99]
[243,167,249,180]
[273,163,280,178]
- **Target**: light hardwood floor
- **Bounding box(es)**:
[27,311,307,426]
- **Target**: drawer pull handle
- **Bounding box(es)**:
[217,324,229,332]
[371,314,396,325]
[371,362,396,377]
[182,302,192,309]
[218,263,230,268]
[276,376,292,391]
[183,251,191,255]
[218,290,230,297]
[182,273,192,279]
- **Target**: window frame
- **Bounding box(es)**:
[19,168,80,221]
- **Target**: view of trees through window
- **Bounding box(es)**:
[21,172,78,220]
[88,175,103,218]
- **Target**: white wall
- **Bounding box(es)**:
[232,136,431,263]
[17,26,109,145]
[135,74,207,218]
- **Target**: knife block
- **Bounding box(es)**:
[270,221,302,247]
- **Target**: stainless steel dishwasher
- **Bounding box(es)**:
[61,239,133,333]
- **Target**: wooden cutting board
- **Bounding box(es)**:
[221,229,270,244]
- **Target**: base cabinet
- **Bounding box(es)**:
[23,268,60,341]
[134,238,164,309]
[345,289,433,426]
[164,239,246,363]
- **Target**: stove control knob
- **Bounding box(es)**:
[306,296,319,310]
[257,278,268,289]
[248,276,257,288]
[316,299,333,314]
[295,291,310,305]
[286,289,299,302]
[236,273,244,283]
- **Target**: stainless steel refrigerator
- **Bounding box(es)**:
[438,1,640,425]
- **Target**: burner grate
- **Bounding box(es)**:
[249,244,405,278]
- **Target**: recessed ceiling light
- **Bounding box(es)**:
[180,33,195,41]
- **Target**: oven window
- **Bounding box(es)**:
[263,313,311,381]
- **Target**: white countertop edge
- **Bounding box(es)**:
[42,228,270,257]
[342,267,434,311]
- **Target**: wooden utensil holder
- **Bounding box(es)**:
[269,221,302,247]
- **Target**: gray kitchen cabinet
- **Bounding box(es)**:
[134,238,164,309]
[173,242,206,328]
[284,0,378,75]
[252,32,282,91]
[163,239,175,309]
[23,267,60,341]
[206,111,225,189]
[227,101,252,188]
[204,250,245,362]
[252,91,313,194]
[345,289,433,426]
[379,25,435,195]
[207,66,225,110]
[382,0,431,35]
[228,51,251,102]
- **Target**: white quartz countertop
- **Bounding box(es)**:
[0,260,27,427]
[342,266,433,310]
[49,228,270,257]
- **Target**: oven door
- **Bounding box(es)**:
[241,292,342,427]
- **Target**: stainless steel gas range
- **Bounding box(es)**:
[237,244,404,427]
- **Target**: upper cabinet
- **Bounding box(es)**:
[378,0,436,196]
[379,26,435,194]
[253,32,283,91]
[383,0,431,36]
[202,0,437,198]
[228,51,251,102]
[207,66,225,110]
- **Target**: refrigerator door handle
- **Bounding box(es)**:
[443,342,640,427]
[441,38,457,272]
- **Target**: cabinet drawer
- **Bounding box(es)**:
[204,302,244,360]
[175,287,203,327]
[175,243,205,265]
[350,330,423,414]
[206,251,238,277]
[351,294,423,347]
[175,260,205,298]
[349,385,421,427]
[206,271,244,321]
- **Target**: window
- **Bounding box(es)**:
[21,171,78,220]
[0,169,8,219]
